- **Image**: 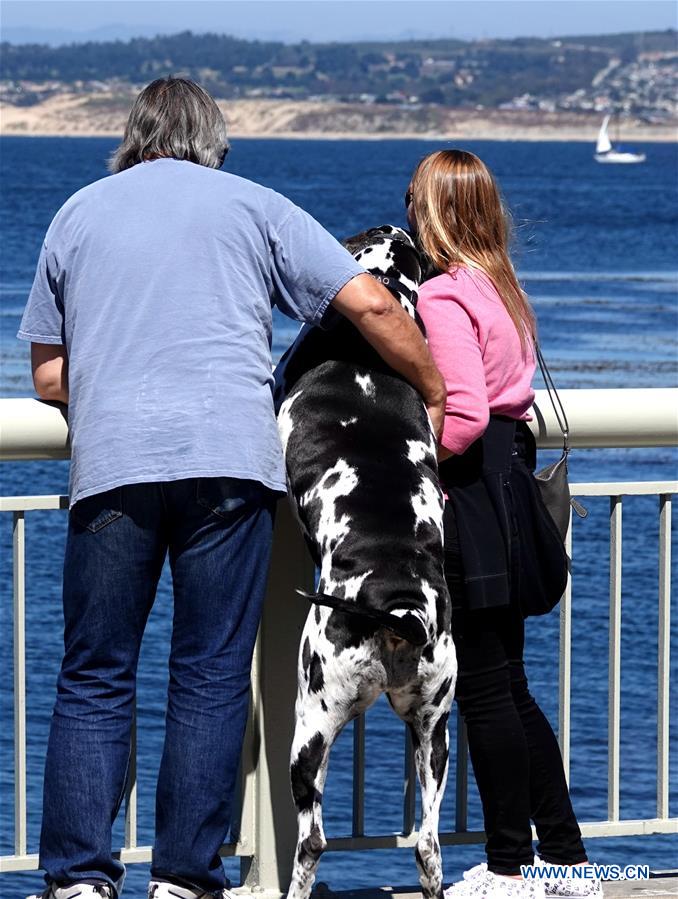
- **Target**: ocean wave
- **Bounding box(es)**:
[536,359,678,373]
[0,284,31,294]
[519,271,678,284]
[529,294,677,308]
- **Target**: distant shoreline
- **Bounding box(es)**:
[2,132,676,144]
[1,95,676,143]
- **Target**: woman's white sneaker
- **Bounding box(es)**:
[533,857,604,897]
[26,886,113,899]
[444,862,545,898]
[147,882,238,899]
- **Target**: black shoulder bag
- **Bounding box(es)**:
[511,347,588,618]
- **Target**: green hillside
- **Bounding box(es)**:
[1,29,676,111]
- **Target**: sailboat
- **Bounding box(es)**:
[594,114,646,164]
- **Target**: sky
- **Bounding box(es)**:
[1,0,677,45]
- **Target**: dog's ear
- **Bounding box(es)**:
[342,229,375,255]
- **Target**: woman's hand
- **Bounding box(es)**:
[426,397,445,441]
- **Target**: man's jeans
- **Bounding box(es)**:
[39,478,276,896]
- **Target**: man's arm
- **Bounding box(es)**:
[331,273,446,437]
[31,343,69,404]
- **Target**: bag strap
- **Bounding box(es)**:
[536,343,569,454]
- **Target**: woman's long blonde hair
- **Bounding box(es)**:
[409,149,535,350]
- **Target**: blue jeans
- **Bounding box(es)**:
[39,478,276,896]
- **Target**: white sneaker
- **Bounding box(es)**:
[445,862,545,898]
[148,882,238,899]
[533,856,604,897]
[26,885,113,899]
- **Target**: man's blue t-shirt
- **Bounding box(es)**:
[18,157,363,506]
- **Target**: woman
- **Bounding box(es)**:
[407,150,601,899]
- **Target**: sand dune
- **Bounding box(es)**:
[1,92,675,142]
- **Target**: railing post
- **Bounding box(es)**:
[13,511,27,858]
[657,494,671,820]
[352,715,366,837]
[124,704,138,850]
[558,518,573,782]
[608,495,622,822]
[455,711,469,833]
[403,725,416,834]
[237,651,260,870]
[242,499,314,897]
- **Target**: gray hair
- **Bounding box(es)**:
[109,77,229,173]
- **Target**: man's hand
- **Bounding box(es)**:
[31,343,69,404]
[331,274,446,434]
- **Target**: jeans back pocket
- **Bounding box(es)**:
[196,477,269,522]
[71,488,123,533]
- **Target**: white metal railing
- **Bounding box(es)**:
[1,391,677,893]
[1,389,677,460]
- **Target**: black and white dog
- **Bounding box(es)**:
[274,226,456,899]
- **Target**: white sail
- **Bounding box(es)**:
[594,113,646,164]
[596,115,612,154]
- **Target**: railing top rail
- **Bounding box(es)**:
[572,481,678,496]
[528,387,678,449]
[1,389,677,461]
[0,495,68,512]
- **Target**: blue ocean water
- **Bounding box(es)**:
[0,136,677,897]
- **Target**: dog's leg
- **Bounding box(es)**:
[288,608,363,899]
[410,706,450,899]
[288,711,334,899]
[389,661,454,899]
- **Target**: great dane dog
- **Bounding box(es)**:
[274,225,456,899]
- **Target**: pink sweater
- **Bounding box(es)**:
[417,266,536,456]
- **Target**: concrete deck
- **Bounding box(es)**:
[321,877,678,898]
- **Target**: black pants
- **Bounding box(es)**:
[444,501,587,876]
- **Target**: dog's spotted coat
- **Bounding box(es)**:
[275,226,456,899]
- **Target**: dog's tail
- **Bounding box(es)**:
[297,590,428,646]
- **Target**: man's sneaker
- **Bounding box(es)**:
[26,885,113,899]
[533,856,604,897]
[148,882,238,899]
[445,863,545,898]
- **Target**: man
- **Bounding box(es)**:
[20,77,445,899]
